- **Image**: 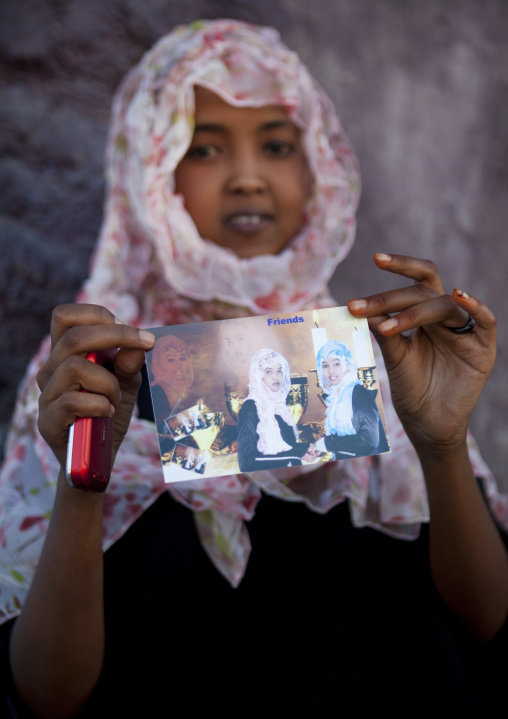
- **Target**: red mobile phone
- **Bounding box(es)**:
[65,351,114,492]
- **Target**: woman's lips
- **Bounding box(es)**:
[224,213,272,234]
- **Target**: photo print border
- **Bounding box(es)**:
[145,307,391,483]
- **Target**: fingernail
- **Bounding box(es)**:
[375,253,392,263]
[454,289,470,300]
[378,317,398,333]
[348,299,368,311]
[115,316,125,325]
[139,330,156,347]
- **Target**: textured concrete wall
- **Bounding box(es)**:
[1,0,507,486]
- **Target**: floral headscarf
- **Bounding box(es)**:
[316,341,362,436]
[246,349,298,455]
[79,18,360,322]
[0,19,505,621]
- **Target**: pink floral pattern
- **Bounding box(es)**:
[0,19,505,621]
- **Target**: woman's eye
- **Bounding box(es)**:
[264,140,294,157]
[185,144,220,160]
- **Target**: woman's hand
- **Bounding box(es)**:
[347,254,497,456]
[36,304,156,470]
[11,303,156,718]
[347,255,508,640]
[302,443,319,462]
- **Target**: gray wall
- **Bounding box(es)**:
[1,0,507,486]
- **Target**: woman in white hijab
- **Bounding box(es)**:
[238,349,313,471]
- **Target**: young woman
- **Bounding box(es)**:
[149,333,194,421]
[314,340,389,460]
[0,19,506,718]
[237,348,313,471]
[218,318,253,381]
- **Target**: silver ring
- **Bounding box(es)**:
[448,316,476,334]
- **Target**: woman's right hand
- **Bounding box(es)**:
[36,304,156,471]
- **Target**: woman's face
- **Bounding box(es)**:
[223,328,251,363]
[174,86,312,259]
[162,346,191,384]
[262,362,284,392]
[321,356,345,386]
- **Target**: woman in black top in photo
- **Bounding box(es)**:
[314,340,389,460]
[238,349,314,472]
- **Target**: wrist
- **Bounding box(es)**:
[403,421,469,464]
[414,439,475,499]
[56,469,106,509]
[416,442,471,483]
[415,437,469,464]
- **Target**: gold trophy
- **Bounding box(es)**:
[287,373,309,426]
[193,412,225,453]
[224,381,248,423]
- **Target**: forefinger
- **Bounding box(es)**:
[50,323,154,367]
[50,304,119,349]
[39,304,155,390]
[372,253,445,294]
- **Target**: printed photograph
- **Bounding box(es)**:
[166,404,211,440]
[146,307,391,483]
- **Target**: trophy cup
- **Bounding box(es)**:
[287,373,309,426]
[352,327,377,393]
[224,381,248,423]
[193,412,225,453]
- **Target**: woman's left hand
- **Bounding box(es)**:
[347,253,497,456]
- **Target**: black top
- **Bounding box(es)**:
[323,384,389,459]
[3,492,507,718]
[237,398,310,472]
[1,375,506,717]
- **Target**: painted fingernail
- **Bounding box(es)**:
[139,330,156,347]
[348,299,368,311]
[454,289,470,300]
[375,253,392,263]
[378,317,398,333]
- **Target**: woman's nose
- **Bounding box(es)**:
[226,151,267,194]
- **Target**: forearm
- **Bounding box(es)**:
[418,441,508,641]
[10,470,105,719]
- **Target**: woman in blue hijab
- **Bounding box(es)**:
[315,341,388,459]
